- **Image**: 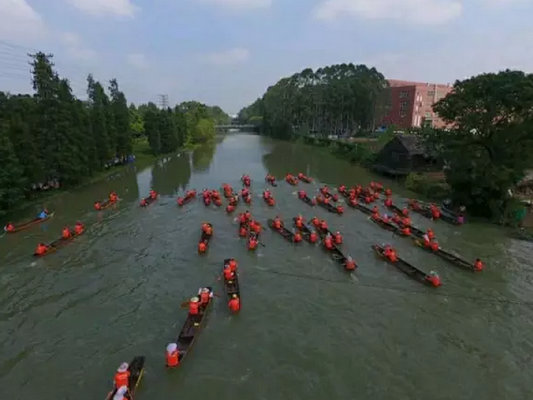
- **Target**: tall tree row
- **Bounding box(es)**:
[238,63,390,139]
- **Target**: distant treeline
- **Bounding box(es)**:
[238,63,390,139]
[0,52,229,215]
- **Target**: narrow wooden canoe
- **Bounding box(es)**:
[223,259,241,307]
[140,195,157,207]
[298,194,316,207]
[4,212,54,233]
[413,239,477,271]
[34,229,84,257]
[105,356,145,400]
[268,219,298,243]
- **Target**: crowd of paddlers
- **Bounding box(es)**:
[1,172,483,400]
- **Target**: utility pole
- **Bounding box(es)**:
[158,94,169,109]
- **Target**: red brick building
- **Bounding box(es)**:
[380,79,453,130]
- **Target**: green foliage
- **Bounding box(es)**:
[0,131,26,214]
[193,118,215,143]
[239,63,389,140]
[129,104,144,137]
[431,70,533,218]
[405,172,449,199]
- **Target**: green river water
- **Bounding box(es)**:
[0,133,532,400]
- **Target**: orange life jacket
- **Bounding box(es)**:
[324,239,333,249]
[248,239,257,250]
[309,233,318,243]
[345,260,356,270]
[198,242,207,253]
[239,227,247,237]
[229,260,237,271]
[224,268,234,280]
[74,225,83,235]
[228,298,240,312]
[294,233,302,242]
[36,244,47,255]
[6,224,14,232]
[274,220,281,229]
[335,234,342,244]
[430,242,439,251]
[388,252,398,262]
[474,260,483,271]
[114,371,130,389]
[62,228,71,239]
[166,350,179,367]
[189,301,199,315]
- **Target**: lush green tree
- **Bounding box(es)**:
[159,108,179,153]
[143,103,161,154]
[432,70,533,217]
[109,79,131,154]
[129,104,144,137]
[193,118,215,143]
[87,74,112,165]
[0,131,26,214]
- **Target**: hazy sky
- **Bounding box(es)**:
[1,0,532,114]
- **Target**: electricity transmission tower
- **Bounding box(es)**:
[158,94,169,109]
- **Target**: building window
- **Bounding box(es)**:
[399,91,408,98]
[400,101,408,111]
[427,90,435,97]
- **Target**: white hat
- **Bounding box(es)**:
[201,288,209,293]
[117,362,128,372]
[167,343,177,353]
[191,296,199,302]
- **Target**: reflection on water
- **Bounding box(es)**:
[192,141,216,173]
[151,153,192,195]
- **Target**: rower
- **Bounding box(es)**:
[373,192,379,200]
[334,231,343,245]
[267,197,275,206]
[62,226,72,239]
[309,231,318,243]
[339,184,346,193]
[248,235,258,250]
[382,214,391,223]
[244,210,251,221]
[293,231,302,243]
[177,197,184,206]
[402,207,409,216]
[324,234,334,250]
[423,234,431,247]
[384,197,393,207]
[205,224,213,236]
[474,258,484,271]
[166,343,179,367]
[336,205,344,214]
[345,256,356,270]
[37,209,48,219]
[109,192,118,202]
[239,225,248,237]
[401,226,411,236]
[297,172,303,179]
[238,213,247,224]
[273,216,282,230]
[5,222,14,232]
[429,240,439,252]
[402,216,411,227]
[365,196,372,204]
[229,259,238,272]
[371,210,381,221]
[35,243,48,255]
[431,207,441,219]
[189,297,200,316]
[149,190,157,200]
[94,201,102,210]
[74,222,84,235]
[385,188,392,196]
[228,294,240,313]
[298,190,306,199]
[198,287,212,306]
[350,198,358,207]
[140,199,147,207]
[323,196,330,205]
[223,265,234,280]
[425,271,442,287]
[372,206,378,214]
[295,216,303,228]
[226,204,235,213]
[263,190,271,199]
[198,240,207,253]
[113,386,128,400]
[252,221,262,234]
[427,228,435,240]
[320,220,328,231]
[242,188,249,197]
[114,362,130,389]
[457,214,465,224]
[202,189,210,199]
[384,246,398,262]
[311,217,319,227]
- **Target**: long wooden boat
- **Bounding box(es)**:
[317,199,343,214]
[199,223,213,250]
[140,195,157,207]
[369,216,409,236]
[265,175,278,187]
[410,203,461,226]
[34,229,84,257]
[263,194,275,207]
[412,239,477,271]
[268,219,297,242]
[285,175,298,186]
[326,243,351,269]
[298,193,316,207]
[385,203,404,217]
[298,174,313,183]
[4,212,54,233]
[372,244,439,287]
[175,287,214,364]
[294,219,313,242]
[105,356,145,400]
[223,259,241,304]
[95,198,118,211]
[177,191,197,207]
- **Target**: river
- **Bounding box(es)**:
[1,133,532,400]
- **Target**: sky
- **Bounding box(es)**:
[1,0,533,114]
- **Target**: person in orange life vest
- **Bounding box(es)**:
[5,222,14,232]
[267,197,275,206]
[401,226,411,236]
[370,181,376,190]
[431,207,441,219]
[323,196,330,205]
[244,210,251,221]
[384,197,393,207]
[339,184,346,193]
[297,172,303,179]
[223,265,234,280]
[74,222,84,235]
[94,201,102,210]
[373,192,379,200]
[238,213,246,224]
[203,196,211,206]
[114,362,130,389]
[140,198,147,207]
[457,214,465,224]
[385,188,392,196]
[244,195,252,204]
[35,243,48,255]
[334,231,343,245]
[241,187,249,197]
[226,204,235,213]
[298,190,306,199]
[177,197,184,206]
[252,221,261,234]
[315,195,323,204]
[311,217,319,227]
[320,220,328,231]
[402,216,411,227]
[350,198,358,207]
[392,214,401,224]
[205,224,213,236]
[189,297,200,317]
[295,216,303,229]
[149,189,157,200]
[371,210,381,221]
[429,240,439,252]
[214,198,222,207]
[382,214,391,223]
[385,246,398,262]
[228,294,240,313]
[474,258,484,271]
[113,386,129,400]
[348,188,356,198]
[228,259,238,272]
[201,223,209,233]
[166,343,179,367]
[324,234,334,250]
[109,192,118,202]
[372,205,378,214]
[198,241,207,253]
[332,193,339,202]
[425,271,441,287]
[422,234,431,248]
[365,196,372,204]
[345,256,356,270]
[198,287,212,306]
[249,220,257,232]
[336,205,344,214]
[400,207,409,216]
[239,225,248,237]
[293,230,302,243]
[62,226,72,239]
[202,189,209,199]
[248,235,258,250]
[263,190,271,199]
[427,228,435,240]
[309,231,318,243]
[273,217,282,230]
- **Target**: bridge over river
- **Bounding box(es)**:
[215,123,259,132]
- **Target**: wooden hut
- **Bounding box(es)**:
[373,135,435,176]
